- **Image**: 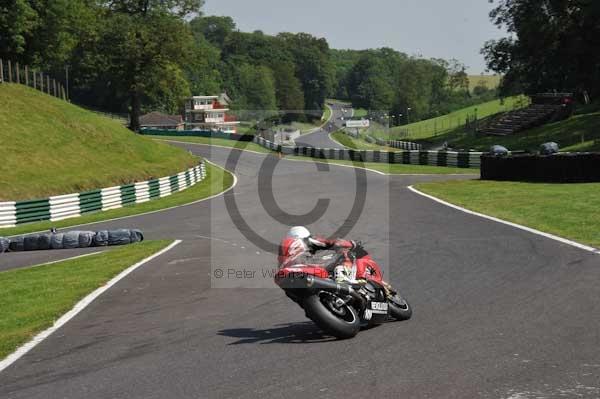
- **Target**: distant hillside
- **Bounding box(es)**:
[0,84,196,201]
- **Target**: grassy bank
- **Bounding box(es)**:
[0,240,173,360]
[152,136,272,153]
[331,131,394,150]
[415,180,600,248]
[434,109,600,152]
[1,162,233,237]
[0,84,196,201]
[377,96,528,141]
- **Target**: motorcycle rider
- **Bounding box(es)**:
[278,226,387,288]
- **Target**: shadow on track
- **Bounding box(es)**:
[218,322,338,345]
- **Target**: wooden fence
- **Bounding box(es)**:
[0,58,67,101]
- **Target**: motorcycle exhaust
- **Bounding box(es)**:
[275,274,366,309]
[305,276,366,309]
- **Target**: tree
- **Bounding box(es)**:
[0,0,96,70]
[186,33,223,96]
[483,0,600,98]
[278,32,333,114]
[271,61,305,120]
[234,63,276,112]
[0,0,38,59]
[96,0,203,130]
[189,15,235,48]
[144,62,192,114]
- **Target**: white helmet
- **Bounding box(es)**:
[287,226,311,239]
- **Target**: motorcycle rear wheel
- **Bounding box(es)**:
[303,292,360,339]
[388,294,413,321]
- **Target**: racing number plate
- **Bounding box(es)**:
[370,302,388,313]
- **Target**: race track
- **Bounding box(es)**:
[293,102,346,149]
[1,144,599,399]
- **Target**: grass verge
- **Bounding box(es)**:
[415,180,600,248]
[1,163,234,237]
[152,136,272,153]
[0,84,196,201]
[331,131,395,151]
[322,104,332,124]
[0,240,173,360]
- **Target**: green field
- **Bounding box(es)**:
[416,180,600,248]
[468,75,502,92]
[0,162,234,237]
[0,240,172,359]
[0,84,196,201]
[331,131,394,150]
[376,95,528,141]
[435,108,600,152]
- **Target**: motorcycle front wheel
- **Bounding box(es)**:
[388,294,413,321]
[303,292,360,339]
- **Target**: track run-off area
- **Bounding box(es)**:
[1,143,599,399]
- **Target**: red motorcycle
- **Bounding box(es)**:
[275,242,412,339]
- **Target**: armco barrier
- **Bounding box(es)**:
[144,128,476,168]
[0,162,207,228]
[374,137,422,151]
[252,136,481,168]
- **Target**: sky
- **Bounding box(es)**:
[202,0,507,74]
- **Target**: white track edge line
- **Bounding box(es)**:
[284,157,387,175]
[27,251,105,269]
[6,160,237,239]
[408,185,600,255]
[0,239,183,373]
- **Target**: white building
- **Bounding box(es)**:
[184,94,240,133]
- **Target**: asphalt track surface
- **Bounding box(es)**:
[293,102,346,149]
[1,144,599,399]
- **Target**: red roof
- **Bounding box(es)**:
[140,112,183,127]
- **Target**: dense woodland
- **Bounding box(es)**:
[1,0,501,130]
[483,0,600,101]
